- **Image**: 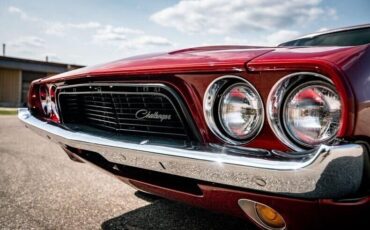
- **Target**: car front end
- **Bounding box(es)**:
[19,36,370,229]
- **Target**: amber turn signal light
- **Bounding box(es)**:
[255,203,286,229]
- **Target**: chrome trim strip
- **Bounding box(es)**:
[19,108,364,199]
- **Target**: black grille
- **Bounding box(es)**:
[58,84,196,140]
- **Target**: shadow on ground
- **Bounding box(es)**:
[101,192,256,230]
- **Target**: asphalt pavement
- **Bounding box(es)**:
[0,115,255,229]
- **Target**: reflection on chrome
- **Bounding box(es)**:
[19,108,364,199]
[267,72,341,151]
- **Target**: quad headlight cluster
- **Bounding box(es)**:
[204,73,342,150]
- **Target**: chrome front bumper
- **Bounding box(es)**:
[18,108,365,199]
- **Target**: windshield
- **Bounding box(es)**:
[279,27,370,47]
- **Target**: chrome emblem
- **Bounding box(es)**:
[135,109,172,122]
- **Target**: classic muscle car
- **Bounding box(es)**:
[19,24,370,229]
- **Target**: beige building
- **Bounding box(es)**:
[0,56,83,107]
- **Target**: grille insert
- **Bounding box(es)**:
[58,83,196,140]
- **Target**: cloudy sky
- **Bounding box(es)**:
[0,0,369,65]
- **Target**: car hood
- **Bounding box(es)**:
[43,46,274,82]
[43,45,368,83]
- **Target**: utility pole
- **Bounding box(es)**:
[2,44,5,56]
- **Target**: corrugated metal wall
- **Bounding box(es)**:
[0,68,21,107]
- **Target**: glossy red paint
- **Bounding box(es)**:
[24,28,370,229]
[172,72,292,150]
[64,146,370,229]
[32,44,370,150]
[27,81,44,119]
[120,174,370,230]
[246,46,370,139]
[40,45,366,83]
[126,180,320,230]
[339,45,370,138]
[42,46,274,83]
[28,41,370,229]
[319,197,370,228]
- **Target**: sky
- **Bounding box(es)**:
[0,0,369,66]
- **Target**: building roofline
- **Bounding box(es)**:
[0,55,84,68]
[0,55,84,73]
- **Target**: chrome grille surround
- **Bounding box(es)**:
[57,83,198,141]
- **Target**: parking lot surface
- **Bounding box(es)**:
[0,115,255,229]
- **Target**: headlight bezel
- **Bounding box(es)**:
[267,72,343,151]
[203,75,264,145]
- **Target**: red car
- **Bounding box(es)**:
[19,24,370,229]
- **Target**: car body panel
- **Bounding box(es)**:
[42,46,274,82]
[22,26,370,229]
[34,45,370,149]
[40,45,367,83]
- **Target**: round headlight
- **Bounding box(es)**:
[204,76,264,144]
[219,83,264,140]
[282,81,341,147]
[39,85,52,116]
[39,84,59,121]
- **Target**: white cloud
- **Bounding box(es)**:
[45,21,102,36]
[150,0,336,34]
[69,22,101,29]
[10,36,45,49]
[92,25,172,50]
[119,35,173,50]
[44,22,65,36]
[8,6,102,36]
[135,35,172,46]
[7,6,173,52]
[8,6,38,21]
[8,6,25,17]
[266,30,300,45]
[224,29,300,46]
[93,25,143,42]
[7,36,47,59]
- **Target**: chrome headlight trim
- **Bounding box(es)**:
[203,75,264,145]
[266,72,337,151]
